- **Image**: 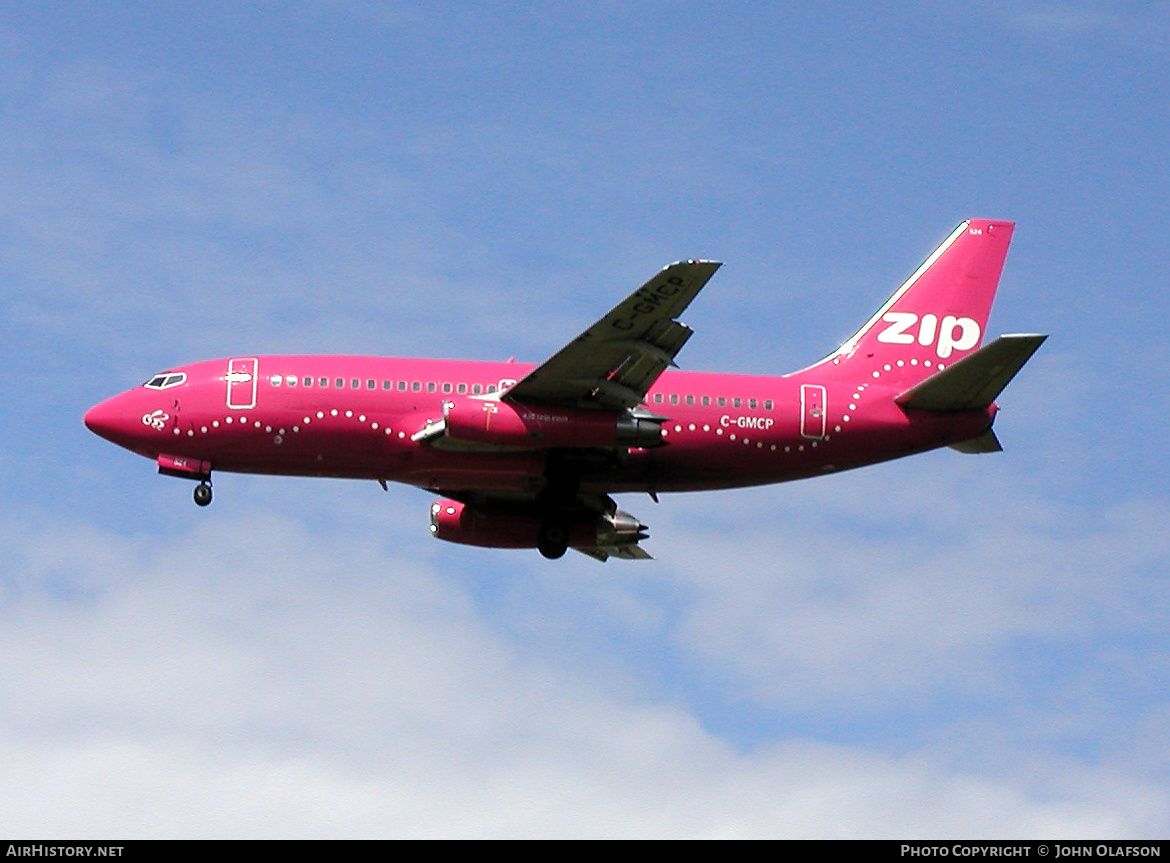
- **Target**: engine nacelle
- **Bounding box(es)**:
[429,498,647,550]
[438,398,664,449]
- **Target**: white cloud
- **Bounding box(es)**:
[1,507,1166,837]
[641,458,1170,719]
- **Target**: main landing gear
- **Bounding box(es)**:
[536,455,577,560]
[193,481,213,507]
[537,521,569,560]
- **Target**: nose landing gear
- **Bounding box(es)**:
[193,481,213,507]
[156,455,214,507]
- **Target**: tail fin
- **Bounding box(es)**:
[823,220,1015,386]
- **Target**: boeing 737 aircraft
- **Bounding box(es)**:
[85,219,1046,560]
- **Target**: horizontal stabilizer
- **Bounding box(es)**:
[896,334,1048,412]
[949,429,1003,454]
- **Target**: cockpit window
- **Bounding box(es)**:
[143,372,187,390]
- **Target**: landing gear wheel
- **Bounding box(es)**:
[537,522,569,560]
[193,482,213,507]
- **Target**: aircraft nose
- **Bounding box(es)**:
[84,397,130,444]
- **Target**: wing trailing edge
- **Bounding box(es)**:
[575,544,654,562]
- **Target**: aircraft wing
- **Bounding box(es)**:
[505,260,722,410]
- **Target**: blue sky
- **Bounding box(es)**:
[2,1,1168,837]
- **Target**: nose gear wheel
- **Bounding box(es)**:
[193,481,213,507]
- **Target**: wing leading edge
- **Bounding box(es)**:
[505,260,722,410]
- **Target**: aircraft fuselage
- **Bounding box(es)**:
[85,354,993,495]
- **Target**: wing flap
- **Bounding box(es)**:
[575,544,654,562]
[603,320,694,406]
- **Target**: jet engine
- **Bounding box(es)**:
[429,498,648,557]
[415,398,665,450]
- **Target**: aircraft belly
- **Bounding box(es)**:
[399,448,546,493]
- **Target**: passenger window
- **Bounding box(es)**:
[472,384,482,395]
[303,377,313,387]
[335,378,344,388]
[733,398,742,408]
[486,384,497,393]
[717,397,726,407]
[653,393,663,404]
[764,400,773,411]
[383,380,392,390]
[367,379,375,390]
[457,383,467,394]
[351,379,360,389]
[749,398,758,409]
[412,382,421,392]
[701,396,710,406]
[286,376,297,387]
[670,394,679,405]
[685,395,695,405]
[270,376,282,387]
[427,382,436,393]
[398,381,407,391]
[319,377,329,388]
[442,383,452,394]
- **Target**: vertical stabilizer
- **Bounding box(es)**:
[821,220,1015,386]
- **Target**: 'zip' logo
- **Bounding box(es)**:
[876,312,980,358]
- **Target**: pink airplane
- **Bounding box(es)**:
[85,219,1045,560]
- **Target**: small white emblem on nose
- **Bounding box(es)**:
[142,409,169,431]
